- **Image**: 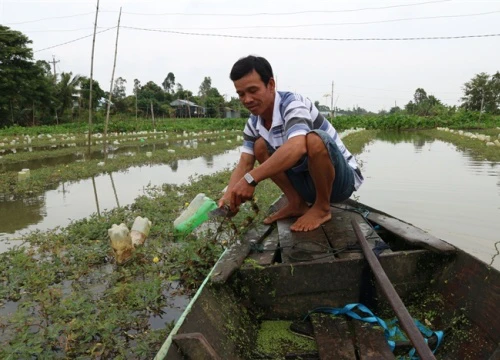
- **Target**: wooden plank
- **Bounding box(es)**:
[438,250,500,345]
[353,322,395,359]
[323,210,393,260]
[173,333,221,360]
[310,313,356,360]
[211,224,272,284]
[239,250,444,319]
[246,226,279,266]
[277,217,332,263]
[343,200,456,253]
[488,344,500,360]
[322,206,359,250]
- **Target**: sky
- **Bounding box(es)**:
[1,0,500,112]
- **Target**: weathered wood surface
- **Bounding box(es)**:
[310,314,355,360]
[322,208,393,260]
[353,322,395,359]
[239,250,441,318]
[343,199,456,253]
[488,345,500,360]
[438,250,500,345]
[278,218,333,263]
[165,284,253,360]
[211,224,272,284]
[245,226,279,266]
[352,219,436,360]
[172,333,221,360]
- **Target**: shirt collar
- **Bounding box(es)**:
[257,91,282,130]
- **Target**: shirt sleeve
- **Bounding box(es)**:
[241,116,259,155]
[283,95,314,139]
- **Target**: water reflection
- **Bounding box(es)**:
[357,132,500,269]
[0,138,224,173]
[0,149,241,247]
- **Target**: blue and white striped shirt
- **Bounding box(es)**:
[241,91,363,190]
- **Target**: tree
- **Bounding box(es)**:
[112,77,127,99]
[0,26,55,126]
[112,77,127,113]
[162,72,175,94]
[198,76,212,97]
[405,88,444,116]
[461,72,500,114]
[55,72,81,121]
[79,77,105,112]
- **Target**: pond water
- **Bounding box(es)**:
[0,138,217,173]
[0,149,241,250]
[1,131,499,270]
[355,131,500,269]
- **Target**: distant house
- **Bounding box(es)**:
[224,107,241,118]
[170,99,206,118]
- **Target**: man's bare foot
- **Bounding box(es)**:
[290,207,331,232]
[263,203,309,224]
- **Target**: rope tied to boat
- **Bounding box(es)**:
[304,303,444,359]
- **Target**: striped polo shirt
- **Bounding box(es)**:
[241,91,364,190]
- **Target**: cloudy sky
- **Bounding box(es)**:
[2,0,499,112]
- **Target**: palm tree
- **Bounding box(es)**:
[56,72,81,122]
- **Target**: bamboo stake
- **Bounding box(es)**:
[87,0,100,158]
[103,7,122,160]
[351,219,436,360]
[151,100,155,129]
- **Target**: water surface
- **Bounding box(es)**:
[356,132,500,269]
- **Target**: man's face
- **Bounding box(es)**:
[233,70,275,116]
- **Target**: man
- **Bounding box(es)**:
[219,55,363,232]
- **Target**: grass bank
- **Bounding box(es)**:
[422,129,500,162]
[0,135,240,198]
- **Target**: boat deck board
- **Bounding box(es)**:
[310,314,355,360]
[276,205,390,264]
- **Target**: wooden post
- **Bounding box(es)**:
[151,100,155,129]
[103,7,122,160]
[351,219,436,360]
[87,0,100,158]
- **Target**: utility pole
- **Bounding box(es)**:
[50,55,60,124]
[50,55,60,83]
[331,81,334,118]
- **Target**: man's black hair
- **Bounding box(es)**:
[230,55,274,85]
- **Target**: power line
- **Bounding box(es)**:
[7,10,499,34]
[121,26,500,41]
[141,10,500,31]
[121,0,452,16]
[33,27,116,53]
[5,12,95,25]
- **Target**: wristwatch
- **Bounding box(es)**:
[244,172,258,186]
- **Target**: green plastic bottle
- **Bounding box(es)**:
[173,193,217,235]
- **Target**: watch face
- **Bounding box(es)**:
[244,173,256,185]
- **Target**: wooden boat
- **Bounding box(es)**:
[155,197,500,360]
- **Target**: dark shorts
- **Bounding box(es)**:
[265,130,355,204]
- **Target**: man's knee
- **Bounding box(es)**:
[254,137,270,164]
[305,132,328,157]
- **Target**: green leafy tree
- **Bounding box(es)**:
[198,76,212,98]
[112,77,127,113]
[0,26,55,126]
[405,88,444,116]
[55,72,81,121]
[461,72,500,114]
[162,72,175,94]
[79,77,105,112]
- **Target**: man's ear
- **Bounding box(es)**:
[268,77,276,91]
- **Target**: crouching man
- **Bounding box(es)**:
[219,55,363,232]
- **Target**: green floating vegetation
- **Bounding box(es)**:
[256,320,317,358]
